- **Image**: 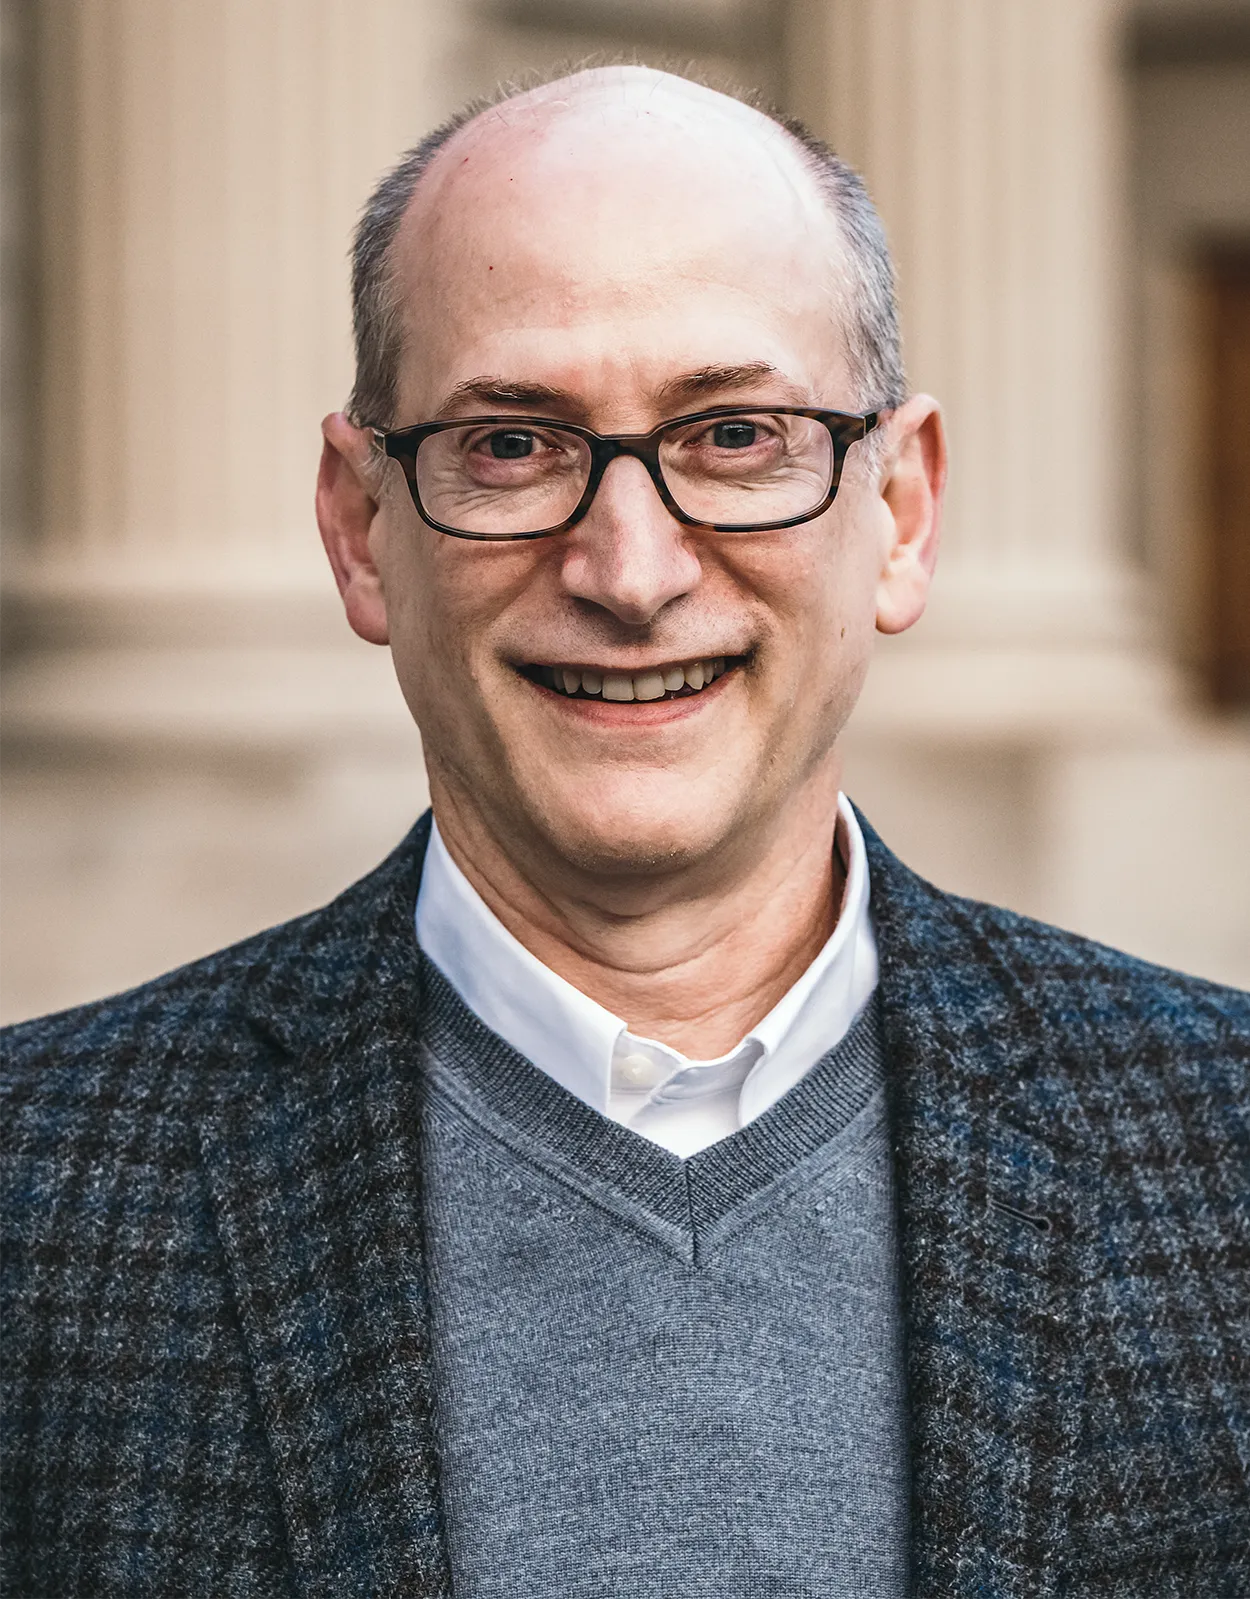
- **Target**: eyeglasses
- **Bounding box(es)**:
[371,405,880,541]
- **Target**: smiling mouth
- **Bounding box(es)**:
[521,655,743,703]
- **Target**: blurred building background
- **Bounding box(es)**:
[2,0,1248,1022]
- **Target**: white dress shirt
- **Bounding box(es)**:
[415,795,879,1158]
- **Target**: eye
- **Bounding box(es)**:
[487,430,537,459]
[710,420,760,449]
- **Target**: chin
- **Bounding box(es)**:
[526,776,743,880]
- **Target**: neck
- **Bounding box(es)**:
[429,771,846,1058]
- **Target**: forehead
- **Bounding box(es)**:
[388,75,851,417]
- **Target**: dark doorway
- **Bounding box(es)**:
[1201,244,1250,707]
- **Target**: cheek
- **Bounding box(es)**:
[748,513,878,673]
[370,526,465,725]
[374,522,547,700]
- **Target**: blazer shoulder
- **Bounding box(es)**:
[918,886,1250,1140]
[863,820,1248,1114]
[1,818,426,1127]
[947,888,1250,1038]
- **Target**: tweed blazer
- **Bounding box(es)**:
[3,812,1248,1597]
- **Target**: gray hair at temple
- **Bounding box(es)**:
[346,70,907,435]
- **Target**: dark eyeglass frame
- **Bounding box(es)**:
[370,404,882,541]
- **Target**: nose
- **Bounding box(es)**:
[557,455,702,627]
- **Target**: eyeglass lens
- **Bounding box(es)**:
[414,413,836,536]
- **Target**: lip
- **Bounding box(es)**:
[530,653,745,676]
[518,660,741,722]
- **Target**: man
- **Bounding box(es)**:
[3,65,1247,1598]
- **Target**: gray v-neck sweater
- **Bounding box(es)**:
[417,954,909,1597]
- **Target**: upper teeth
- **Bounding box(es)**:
[543,658,727,701]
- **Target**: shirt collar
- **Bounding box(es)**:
[415,798,877,1127]
[416,823,623,1113]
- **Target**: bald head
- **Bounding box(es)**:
[347,66,904,430]
[416,67,824,221]
[437,64,804,160]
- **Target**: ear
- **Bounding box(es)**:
[316,412,390,646]
[873,394,947,635]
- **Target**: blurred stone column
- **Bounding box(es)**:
[0,1,32,649]
[787,0,1178,738]
[4,0,475,749]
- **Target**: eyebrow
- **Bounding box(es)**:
[433,378,571,418]
[432,362,810,422]
[655,362,809,408]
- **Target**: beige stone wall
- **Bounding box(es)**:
[3,0,1247,1023]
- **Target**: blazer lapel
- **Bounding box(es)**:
[864,820,1098,1597]
[199,819,452,1599]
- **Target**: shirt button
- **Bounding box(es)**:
[615,1051,664,1089]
